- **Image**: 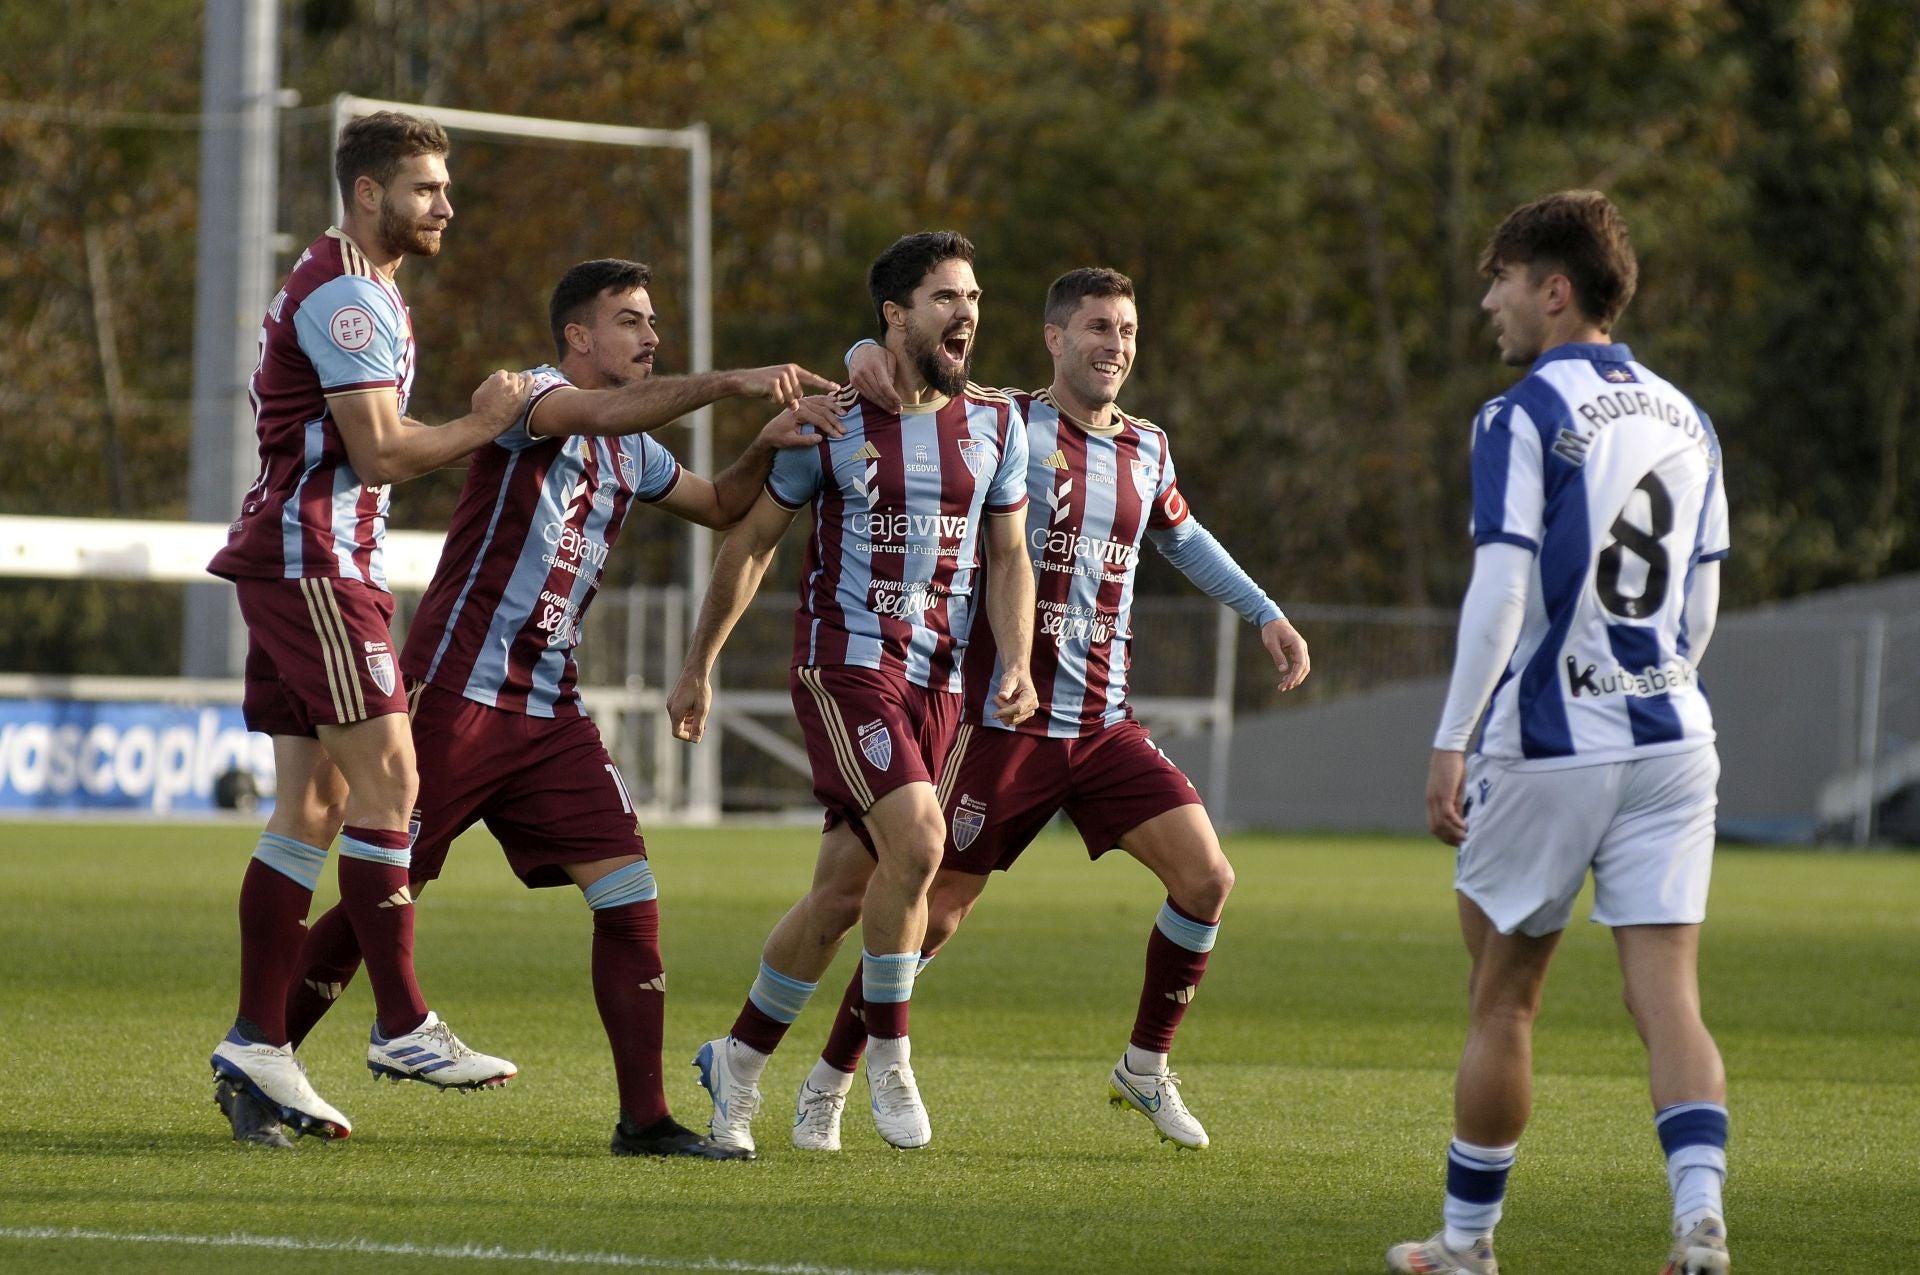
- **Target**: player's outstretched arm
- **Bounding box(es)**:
[653,397,845,530]
[329,370,533,485]
[529,364,839,439]
[982,508,1038,726]
[666,491,798,742]
[1148,514,1307,690]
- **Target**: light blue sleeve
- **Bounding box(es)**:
[293,275,405,391]
[986,404,1029,510]
[630,433,684,502]
[766,437,826,509]
[1147,513,1284,627]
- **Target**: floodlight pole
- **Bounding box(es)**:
[682,124,723,820]
[183,0,280,677]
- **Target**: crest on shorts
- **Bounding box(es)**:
[858,720,893,771]
[956,437,986,477]
[951,797,985,852]
[1130,458,1155,500]
[366,652,396,697]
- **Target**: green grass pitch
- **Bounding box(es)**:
[0,822,1914,1273]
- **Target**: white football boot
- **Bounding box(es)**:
[1660,1215,1730,1275]
[1385,1232,1499,1275]
[867,1055,932,1149]
[1108,1056,1209,1149]
[366,1010,516,1089]
[212,1076,295,1149]
[210,1034,351,1139]
[693,1037,763,1155]
[792,1078,849,1151]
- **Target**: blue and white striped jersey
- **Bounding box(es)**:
[1469,343,1728,768]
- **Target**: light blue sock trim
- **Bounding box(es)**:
[1155,901,1219,954]
[862,950,918,1004]
[582,860,658,910]
[337,832,411,868]
[251,832,327,891]
[746,961,817,1024]
[915,952,935,978]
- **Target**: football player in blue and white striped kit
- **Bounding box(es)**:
[1387,192,1732,1275]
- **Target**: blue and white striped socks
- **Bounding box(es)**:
[1657,1102,1729,1233]
[1442,1137,1517,1251]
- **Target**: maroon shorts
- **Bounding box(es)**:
[407,681,646,890]
[235,576,408,736]
[936,718,1203,874]
[790,664,961,851]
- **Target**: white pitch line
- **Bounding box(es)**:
[0,1227,944,1275]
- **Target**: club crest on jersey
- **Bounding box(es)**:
[365,651,396,697]
[329,305,376,352]
[618,450,637,487]
[956,437,986,477]
[951,795,987,852]
[857,720,893,771]
[1130,458,1155,500]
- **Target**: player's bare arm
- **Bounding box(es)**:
[982,508,1039,726]
[666,491,798,742]
[653,397,844,530]
[846,340,903,412]
[329,370,532,485]
[1262,617,1312,692]
[529,365,840,439]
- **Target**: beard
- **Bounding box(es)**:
[377,200,443,258]
[906,324,971,397]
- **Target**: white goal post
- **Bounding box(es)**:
[329,94,721,819]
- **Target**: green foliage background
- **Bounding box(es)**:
[3,1,1919,671]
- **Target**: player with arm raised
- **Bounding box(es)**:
[1385,192,1731,1275]
[205,111,530,1146]
[666,231,1036,1154]
[261,257,841,1159]
[790,267,1309,1153]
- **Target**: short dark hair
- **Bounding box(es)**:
[1044,267,1135,329]
[1479,190,1638,331]
[868,231,975,331]
[548,259,653,358]
[334,110,451,206]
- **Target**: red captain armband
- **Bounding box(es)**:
[1148,481,1189,531]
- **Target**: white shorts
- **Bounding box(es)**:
[1456,744,1720,937]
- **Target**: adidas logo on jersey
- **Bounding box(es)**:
[852,441,881,461]
[1041,449,1069,470]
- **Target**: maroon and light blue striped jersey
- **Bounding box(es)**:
[209,229,417,588]
[766,382,1029,692]
[964,390,1282,738]
[400,366,682,717]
